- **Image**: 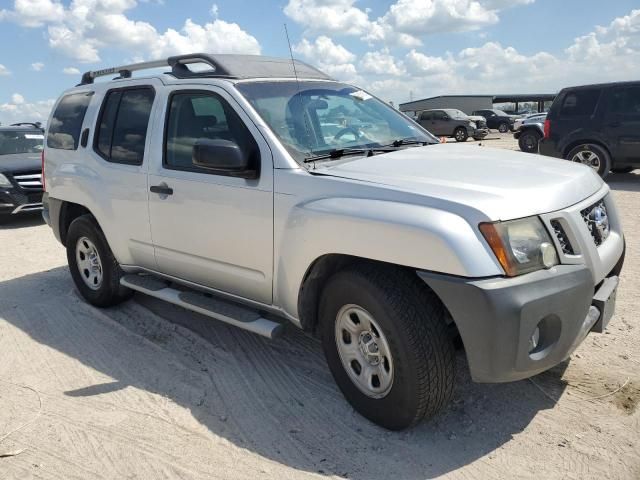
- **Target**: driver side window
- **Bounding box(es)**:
[164,91,258,173]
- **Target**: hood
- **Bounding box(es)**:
[0,153,42,173]
[316,144,603,221]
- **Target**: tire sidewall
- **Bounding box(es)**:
[567,144,611,178]
[454,127,468,142]
[519,131,541,153]
[66,215,127,307]
[498,122,509,133]
[320,271,427,429]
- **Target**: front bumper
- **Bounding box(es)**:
[473,128,489,139]
[418,261,622,383]
[0,188,43,215]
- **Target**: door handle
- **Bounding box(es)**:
[150,184,173,196]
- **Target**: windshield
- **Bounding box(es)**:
[0,130,44,155]
[236,81,437,162]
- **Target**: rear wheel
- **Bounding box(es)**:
[498,122,510,133]
[566,143,611,178]
[319,265,456,430]
[453,127,468,142]
[66,214,133,307]
[518,130,541,153]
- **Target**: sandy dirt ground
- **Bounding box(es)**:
[0,137,639,479]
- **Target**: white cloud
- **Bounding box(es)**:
[0,95,55,126]
[284,0,371,36]
[284,0,537,47]
[1,0,261,63]
[31,62,44,71]
[360,50,405,76]
[293,36,360,82]
[0,0,65,27]
[0,64,10,76]
[63,67,81,74]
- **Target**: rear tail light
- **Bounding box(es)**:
[543,119,551,139]
[41,149,46,191]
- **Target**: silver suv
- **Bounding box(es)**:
[42,54,625,430]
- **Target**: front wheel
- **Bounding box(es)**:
[319,265,456,430]
[454,127,468,142]
[66,214,133,307]
[518,130,541,153]
[566,143,611,178]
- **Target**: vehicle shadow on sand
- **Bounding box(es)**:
[0,212,44,230]
[0,266,569,479]
[608,171,640,192]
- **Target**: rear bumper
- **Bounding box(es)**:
[539,139,563,159]
[418,261,623,383]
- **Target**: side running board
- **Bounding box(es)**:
[120,274,284,339]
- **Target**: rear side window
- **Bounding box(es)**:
[164,91,258,172]
[419,111,431,121]
[95,87,155,165]
[609,86,640,115]
[47,92,92,150]
[559,89,601,117]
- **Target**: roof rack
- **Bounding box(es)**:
[79,53,332,85]
[10,122,43,129]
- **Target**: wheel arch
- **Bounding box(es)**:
[58,201,98,247]
[562,138,612,161]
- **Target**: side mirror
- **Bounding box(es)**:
[192,139,258,179]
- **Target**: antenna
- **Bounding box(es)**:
[284,23,315,164]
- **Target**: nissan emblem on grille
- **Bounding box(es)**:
[582,201,610,246]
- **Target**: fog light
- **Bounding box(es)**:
[540,242,558,268]
[529,327,541,353]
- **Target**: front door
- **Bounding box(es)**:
[147,86,274,305]
[604,85,640,163]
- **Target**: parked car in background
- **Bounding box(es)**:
[43,54,624,431]
[472,109,516,133]
[0,123,45,220]
[539,81,640,178]
[417,109,488,141]
[514,113,547,153]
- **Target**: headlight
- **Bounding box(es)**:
[479,217,559,276]
[0,173,11,187]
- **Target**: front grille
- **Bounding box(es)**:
[12,171,43,191]
[551,220,574,255]
[581,200,610,247]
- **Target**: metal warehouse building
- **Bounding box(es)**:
[399,94,557,117]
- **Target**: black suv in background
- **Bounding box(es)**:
[0,123,45,220]
[539,81,640,178]
[472,109,516,133]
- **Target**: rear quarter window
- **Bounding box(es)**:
[47,92,93,150]
[558,88,601,117]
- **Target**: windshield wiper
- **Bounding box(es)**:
[382,138,432,148]
[303,147,394,163]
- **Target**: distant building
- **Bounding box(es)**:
[399,94,557,117]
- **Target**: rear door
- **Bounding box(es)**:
[146,86,274,305]
[431,111,450,135]
[603,85,640,164]
[418,111,432,132]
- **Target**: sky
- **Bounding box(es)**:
[0,0,639,124]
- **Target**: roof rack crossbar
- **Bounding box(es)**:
[79,53,237,85]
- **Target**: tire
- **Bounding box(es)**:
[497,122,509,133]
[453,127,468,142]
[319,264,456,430]
[518,130,541,153]
[66,214,133,308]
[566,143,611,179]
[611,167,635,174]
